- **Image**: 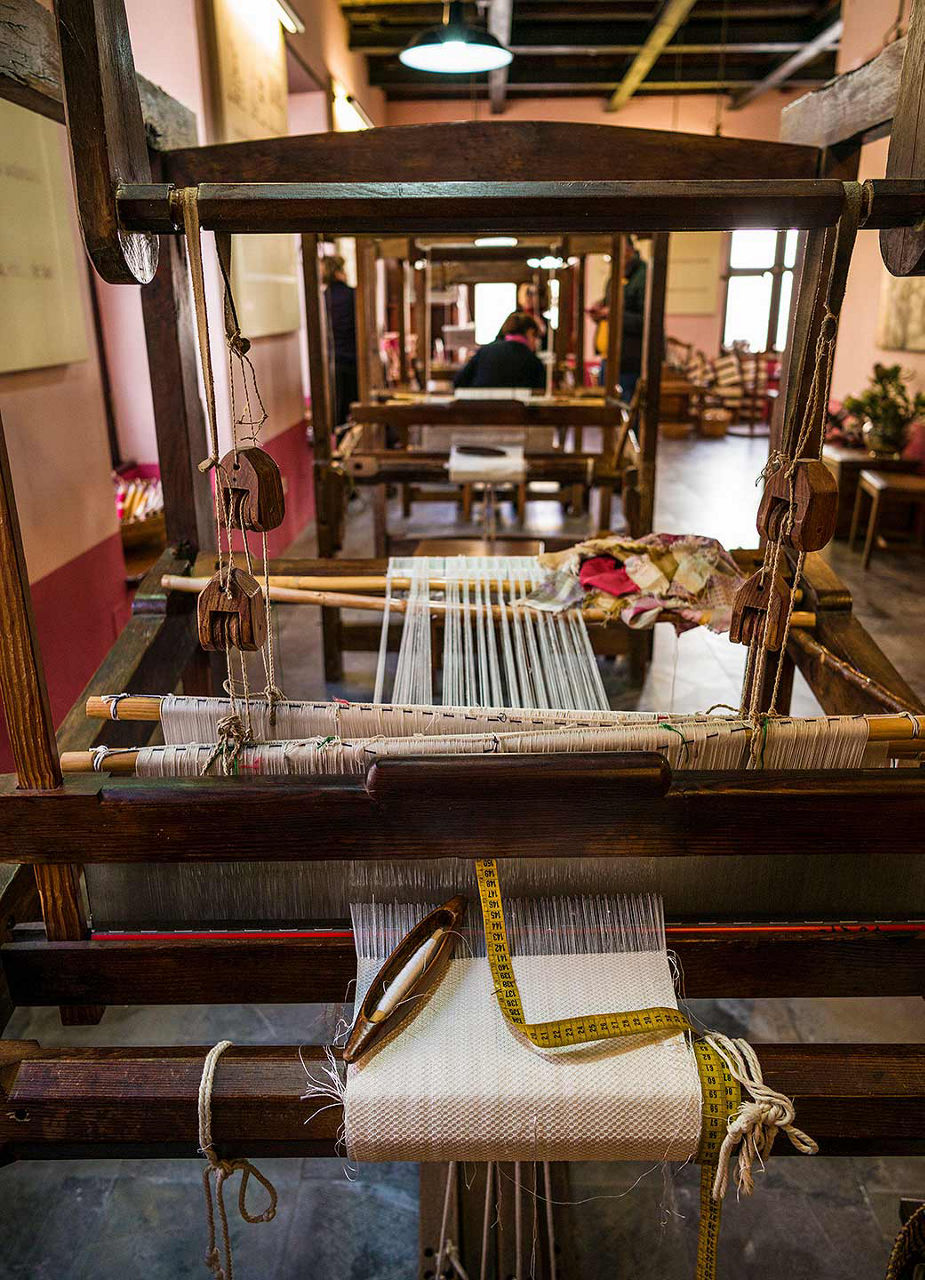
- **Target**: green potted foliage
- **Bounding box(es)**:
[844,363,925,456]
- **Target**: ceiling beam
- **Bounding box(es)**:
[607,0,699,111]
[341,0,816,14]
[488,0,513,115]
[349,21,812,55]
[730,15,843,109]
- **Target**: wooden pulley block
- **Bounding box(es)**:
[756,459,838,552]
[217,448,285,532]
[197,569,267,651]
[729,570,791,652]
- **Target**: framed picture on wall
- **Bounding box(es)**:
[878,274,925,353]
[0,99,88,374]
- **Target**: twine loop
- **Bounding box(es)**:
[91,746,113,772]
[199,1041,278,1280]
[200,714,250,776]
[101,693,129,721]
[704,1033,817,1201]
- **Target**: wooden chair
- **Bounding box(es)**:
[849,469,925,568]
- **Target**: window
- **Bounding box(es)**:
[723,230,799,352]
[474,282,517,345]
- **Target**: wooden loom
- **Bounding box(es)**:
[2,1,925,1275]
[331,231,646,546]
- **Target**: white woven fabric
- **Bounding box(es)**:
[344,950,702,1164]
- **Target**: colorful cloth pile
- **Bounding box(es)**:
[526,534,745,634]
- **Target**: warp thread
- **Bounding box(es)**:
[703,1032,818,1201]
[198,1041,278,1280]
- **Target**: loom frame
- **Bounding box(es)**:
[1,10,925,1273]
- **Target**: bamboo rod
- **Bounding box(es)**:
[61,728,925,774]
[161,574,816,629]
[81,695,925,742]
[81,692,925,748]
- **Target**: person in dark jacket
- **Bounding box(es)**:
[323,255,358,432]
[589,237,647,401]
[453,312,547,391]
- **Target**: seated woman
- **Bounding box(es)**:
[453,312,547,391]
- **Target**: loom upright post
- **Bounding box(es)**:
[301,232,342,681]
[0,412,102,1025]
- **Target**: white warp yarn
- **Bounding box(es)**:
[344,949,702,1164]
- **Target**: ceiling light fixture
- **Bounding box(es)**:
[399,0,513,75]
[270,0,305,34]
[474,236,519,247]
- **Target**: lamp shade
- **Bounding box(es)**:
[399,1,513,74]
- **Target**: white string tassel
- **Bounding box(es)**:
[198,1041,278,1280]
[703,1032,818,1201]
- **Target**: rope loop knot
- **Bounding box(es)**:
[201,714,251,776]
[704,1033,818,1202]
[199,1041,279,1280]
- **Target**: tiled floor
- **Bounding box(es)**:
[3,432,924,1277]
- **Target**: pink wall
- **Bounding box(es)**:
[837,0,912,72]
[829,1,922,404]
[385,90,802,140]
[830,136,925,403]
[288,0,386,124]
[0,120,130,772]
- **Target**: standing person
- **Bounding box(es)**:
[588,237,647,401]
[323,255,358,434]
[454,312,546,390]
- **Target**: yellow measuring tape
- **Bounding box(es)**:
[475,857,740,1280]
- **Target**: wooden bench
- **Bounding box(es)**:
[849,469,925,568]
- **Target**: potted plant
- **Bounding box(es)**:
[843,363,925,457]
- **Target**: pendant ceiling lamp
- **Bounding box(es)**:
[399,0,513,74]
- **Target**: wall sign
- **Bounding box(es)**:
[0,99,87,374]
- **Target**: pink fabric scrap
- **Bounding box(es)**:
[579,556,638,598]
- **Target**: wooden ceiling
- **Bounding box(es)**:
[340,0,842,111]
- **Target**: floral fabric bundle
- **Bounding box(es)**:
[527,533,744,634]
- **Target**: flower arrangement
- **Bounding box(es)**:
[843,363,925,456]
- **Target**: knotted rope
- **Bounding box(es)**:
[198,1041,278,1280]
[703,1033,817,1201]
[200,713,250,777]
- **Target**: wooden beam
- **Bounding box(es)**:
[638,232,668,534]
[6,923,925,1008]
[780,35,904,148]
[118,179,925,236]
[0,0,197,147]
[731,16,843,110]
[607,0,699,112]
[140,174,216,554]
[881,2,925,276]
[2,1042,924,1160]
[1,769,924,865]
[488,0,513,114]
[0,412,60,791]
[161,121,821,186]
[52,0,159,283]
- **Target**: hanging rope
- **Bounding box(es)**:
[198,1041,278,1280]
[703,1033,818,1200]
[178,188,285,743]
[744,181,868,727]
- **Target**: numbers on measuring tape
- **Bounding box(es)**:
[475,857,741,1280]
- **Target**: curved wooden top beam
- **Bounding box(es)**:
[161,119,821,187]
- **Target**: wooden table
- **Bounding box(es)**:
[850,469,925,568]
[822,444,919,537]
